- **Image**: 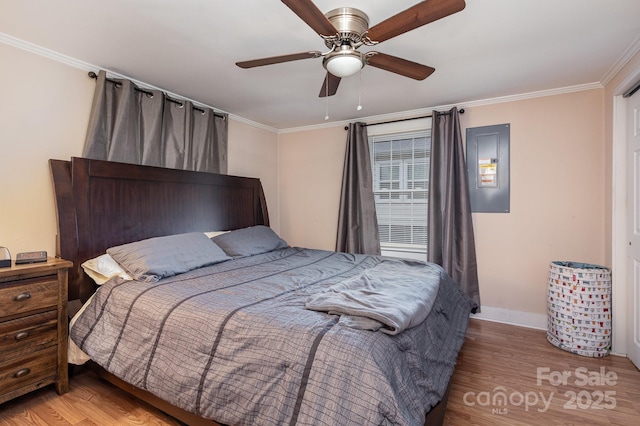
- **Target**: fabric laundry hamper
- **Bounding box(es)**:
[547,261,611,357]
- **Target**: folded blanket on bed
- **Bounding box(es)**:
[305,259,441,335]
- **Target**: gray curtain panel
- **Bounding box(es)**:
[428,107,481,311]
[83,70,227,174]
[336,122,381,255]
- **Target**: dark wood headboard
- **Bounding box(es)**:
[50,157,269,304]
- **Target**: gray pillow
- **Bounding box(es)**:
[107,232,230,282]
[212,225,287,257]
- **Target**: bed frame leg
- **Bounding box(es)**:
[424,377,452,426]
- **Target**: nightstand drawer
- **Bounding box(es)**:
[0,276,58,319]
[0,258,70,403]
[0,345,57,396]
[0,310,57,361]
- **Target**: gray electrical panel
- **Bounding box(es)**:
[466,124,510,213]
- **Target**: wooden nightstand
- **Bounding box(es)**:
[0,258,72,404]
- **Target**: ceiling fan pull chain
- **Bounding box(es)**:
[325,74,330,120]
[357,69,363,111]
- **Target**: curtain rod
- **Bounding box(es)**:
[364,108,464,127]
[88,71,225,119]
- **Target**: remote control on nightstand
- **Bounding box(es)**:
[15,250,48,264]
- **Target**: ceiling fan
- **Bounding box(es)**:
[236,0,466,97]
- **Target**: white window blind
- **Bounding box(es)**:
[369,130,430,255]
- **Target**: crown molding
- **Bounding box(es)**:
[228,115,278,133]
[458,82,603,108]
[601,35,640,86]
[278,82,603,134]
[0,32,96,71]
[0,32,277,133]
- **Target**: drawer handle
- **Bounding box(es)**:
[13,292,31,302]
[15,331,30,341]
[13,368,31,379]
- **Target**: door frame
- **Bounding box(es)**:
[612,66,640,356]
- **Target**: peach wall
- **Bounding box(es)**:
[0,43,94,256]
[0,43,279,257]
[278,126,347,250]
[227,121,279,232]
[277,90,606,320]
[461,91,605,316]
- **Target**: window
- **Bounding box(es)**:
[369,131,430,257]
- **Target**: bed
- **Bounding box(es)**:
[50,156,474,426]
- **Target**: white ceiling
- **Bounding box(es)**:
[2,0,640,130]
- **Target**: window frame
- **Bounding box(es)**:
[368,126,432,258]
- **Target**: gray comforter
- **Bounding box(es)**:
[305,259,441,335]
[71,248,474,426]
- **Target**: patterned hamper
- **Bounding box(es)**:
[547,261,612,357]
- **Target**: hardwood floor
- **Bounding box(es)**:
[1,319,638,425]
[0,367,181,426]
[445,320,640,425]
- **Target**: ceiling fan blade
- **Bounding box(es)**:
[319,73,341,97]
[366,53,435,80]
[281,0,338,37]
[236,51,322,68]
[366,0,466,43]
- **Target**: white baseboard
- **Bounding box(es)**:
[471,306,627,357]
[471,306,547,330]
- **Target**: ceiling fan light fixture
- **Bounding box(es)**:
[323,50,364,78]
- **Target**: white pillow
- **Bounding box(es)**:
[204,230,229,238]
[81,253,133,285]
